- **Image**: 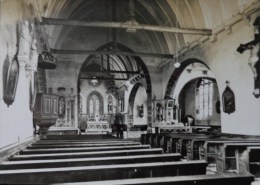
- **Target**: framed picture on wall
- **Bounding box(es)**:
[3,56,19,106]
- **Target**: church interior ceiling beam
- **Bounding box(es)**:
[84,70,140,74]
[79,76,129,81]
[51,48,174,59]
[41,17,212,35]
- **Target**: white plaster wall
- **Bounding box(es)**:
[148,66,164,99]
[206,21,260,135]
[0,0,34,148]
[162,19,260,135]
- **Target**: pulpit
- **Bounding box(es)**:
[33,93,59,139]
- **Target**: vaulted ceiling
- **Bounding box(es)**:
[41,0,256,57]
[34,0,257,87]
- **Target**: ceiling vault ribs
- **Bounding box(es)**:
[41,17,212,35]
[51,48,174,59]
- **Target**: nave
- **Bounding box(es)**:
[0,134,257,185]
[1,0,260,184]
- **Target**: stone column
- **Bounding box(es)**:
[74,95,78,129]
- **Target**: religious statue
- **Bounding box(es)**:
[156,103,163,121]
[138,104,144,118]
[18,21,32,58]
[28,39,38,71]
[58,96,65,118]
[237,17,260,98]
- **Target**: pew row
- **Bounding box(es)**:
[0,153,181,170]
[246,146,260,177]
[0,161,207,184]
[199,140,260,174]
[9,148,164,161]
[35,140,137,145]
[19,145,151,155]
[217,142,260,173]
[54,173,254,185]
[201,141,260,162]
[29,142,141,149]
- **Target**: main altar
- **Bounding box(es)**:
[79,114,111,133]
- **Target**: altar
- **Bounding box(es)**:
[87,121,110,132]
[79,114,111,133]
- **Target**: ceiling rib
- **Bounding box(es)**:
[41,17,212,35]
[51,48,174,59]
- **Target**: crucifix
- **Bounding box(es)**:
[237,17,260,98]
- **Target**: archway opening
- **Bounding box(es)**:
[179,78,221,129]
[77,42,152,133]
[164,58,221,132]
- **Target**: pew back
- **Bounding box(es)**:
[0,161,207,184]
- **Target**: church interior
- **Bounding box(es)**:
[1,0,260,184]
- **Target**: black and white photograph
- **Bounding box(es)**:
[0,0,260,184]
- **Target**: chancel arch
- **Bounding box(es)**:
[78,42,152,128]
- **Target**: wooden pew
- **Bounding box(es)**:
[35,140,137,145]
[235,146,260,177]
[153,134,164,148]
[53,173,254,185]
[163,133,212,155]
[9,148,164,161]
[0,153,181,170]
[246,146,260,177]
[140,134,146,145]
[184,135,234,160]
[27,142,141,149]
[200,140,260,164]
[142,133,207,154]
[0,160,207,184]
[200,140,260,173]
[177,135,216,159]
[216,142,260,173]
[146,133,157,147]
[19,145,151,155]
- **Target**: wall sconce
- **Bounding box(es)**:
[138,104,144,118]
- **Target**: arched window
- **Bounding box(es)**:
[95,97,100,113]
[87,91,103,115]
[196,78,213,120]
[89,98,94,114]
